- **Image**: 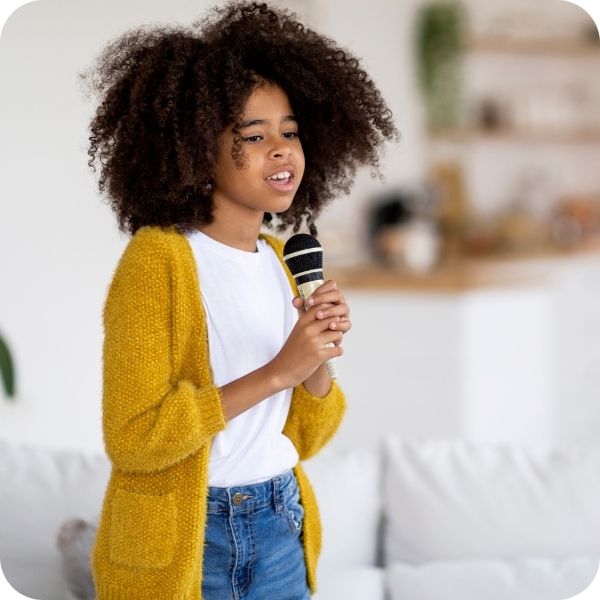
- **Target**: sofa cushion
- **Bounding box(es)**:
[0,438,110,599]
[386,556,600,600]
[1,557,68,600]
[383,436,600,563]
[302,444,381,569]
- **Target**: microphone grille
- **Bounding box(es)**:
[283,233,323,276]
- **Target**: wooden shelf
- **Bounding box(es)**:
[428,36,600,144]
[326,242,600,292]
[327,262,527,292]
[467,36,600,57]
[430,127,600,144]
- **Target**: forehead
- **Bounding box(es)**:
[241,83,293,117]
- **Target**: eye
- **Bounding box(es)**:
[242,131,299,143]
[242,135,263,143]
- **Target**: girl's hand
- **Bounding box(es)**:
[291,279,352,346]
[268,293,345,390]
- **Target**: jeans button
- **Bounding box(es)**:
[232,493,243,505]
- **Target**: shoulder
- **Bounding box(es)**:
[259,232,285,259]
[108,225,190,294]
[125,224,183,255]
[118,225,188,268]
[104,226,190,311]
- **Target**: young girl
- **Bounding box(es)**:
[81,2,397,598]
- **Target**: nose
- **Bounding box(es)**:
[268,140,292,160]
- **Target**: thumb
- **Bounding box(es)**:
[292,296,305,312]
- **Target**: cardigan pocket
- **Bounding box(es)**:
[109,488,177,569]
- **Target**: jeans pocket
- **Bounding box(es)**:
[282,482,305,534]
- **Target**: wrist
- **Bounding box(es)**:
[302,363,331,398]
[262,359,289,394]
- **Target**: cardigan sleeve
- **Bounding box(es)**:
[101,231,227,474]
[282,377,347,461]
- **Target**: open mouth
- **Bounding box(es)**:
[265,171,295,191]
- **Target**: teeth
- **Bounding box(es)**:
[268,171,291,180]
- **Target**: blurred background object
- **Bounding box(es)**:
[400,0,600,273]
[0,331,16,400]
[367,185,441,273]
[416,1,467,132]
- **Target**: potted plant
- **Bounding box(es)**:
[0,332,16,401]
[416,1,467,132]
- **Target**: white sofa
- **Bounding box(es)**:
[1,434,599,600]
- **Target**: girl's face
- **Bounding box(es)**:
[212,82,305,220]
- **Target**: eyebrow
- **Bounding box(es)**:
[238,115,297,129]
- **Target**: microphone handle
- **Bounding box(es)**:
[296,278,338,380]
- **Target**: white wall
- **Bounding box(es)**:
[331,291,464,454]
[0,0,599,453]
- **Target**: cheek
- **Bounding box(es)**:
[293,144,306,178]
[297,157,306,183]
[218,156,256,189]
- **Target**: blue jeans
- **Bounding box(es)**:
[201,468,311,600]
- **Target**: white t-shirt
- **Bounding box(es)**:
[185,229,300,487]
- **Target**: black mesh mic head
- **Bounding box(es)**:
[283,234,323,282]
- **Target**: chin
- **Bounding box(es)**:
[268,198,295,214]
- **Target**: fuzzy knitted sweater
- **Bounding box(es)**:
[90,225,347,600]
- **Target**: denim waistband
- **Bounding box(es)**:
[206,468,297,515]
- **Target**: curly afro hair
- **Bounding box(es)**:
[79,1,399,238]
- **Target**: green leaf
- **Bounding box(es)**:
[0,333,16,400]
[415,2,467,130]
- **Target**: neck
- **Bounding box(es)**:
[195,192,267,252]
[195,220,262,253]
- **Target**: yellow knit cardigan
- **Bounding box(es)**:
[90,225,347,600]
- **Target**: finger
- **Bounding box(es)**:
[308,289,343,307]
[292,297,309,316]
[309,279,339,301]
[302,301,335,319]
[307,314,342,334]
[315,303,349,320]
[320,329,344,347]
[301,301,343,324]
[314,279,338,294]
[323,343,344,358]
[328,320,351,333]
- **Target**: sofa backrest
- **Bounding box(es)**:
[303,443,382,571]
[383,435,600,564]
[0,438,110,599]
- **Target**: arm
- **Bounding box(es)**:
[302,361,332,398]
[282,365,347,461]
[102,231,227,474]
[258,234,348,458]
[219,363,284,422]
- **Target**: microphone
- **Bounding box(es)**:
[283,233,339,380]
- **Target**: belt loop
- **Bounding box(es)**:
[225,488,233,516]
[273,475,282,514]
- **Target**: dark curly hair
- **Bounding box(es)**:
[79,1,399,237]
